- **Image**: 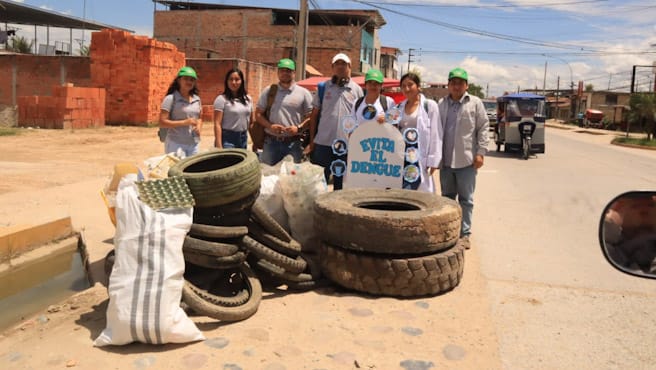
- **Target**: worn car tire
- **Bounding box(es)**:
[182,264,251,307]
[318,241,465,297]
[192,190,259,222]
[182,264,262,321]
[169,149,261,208]
[314,188,461,255]
[239,235,307,274]
[182,235,240,257]
[189,223,248,240]
[248,219,301,257]
[104,249,115,281]
[251,202,293,243]
[183,249,247,270]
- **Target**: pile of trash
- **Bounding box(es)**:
[98,150,328,346]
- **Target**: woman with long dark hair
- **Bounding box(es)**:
[396,72,442,192]
[213,68,253,149]
[159,66,202,157]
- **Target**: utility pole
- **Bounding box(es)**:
[608,73,612,90]
[295,0,308,80]
[555,76,560,121]
[486,83,489,98]
[407,48,415,72]
[542,61,547,96]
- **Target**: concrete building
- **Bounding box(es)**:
[380,46,401,79]
[152,1,388,77]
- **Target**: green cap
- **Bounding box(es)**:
[365,69,384,84]
[277,58,296,71]
[448,67,468,81]
[177,66,197,79]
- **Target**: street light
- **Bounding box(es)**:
[544,54,575,120]
[543,53,573,91]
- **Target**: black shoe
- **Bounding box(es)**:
[460,235,471,250]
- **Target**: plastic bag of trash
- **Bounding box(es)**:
[278,158,328,252]
[94,175,204,346]
[256,173,290,232]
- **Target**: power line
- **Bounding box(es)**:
[417,50,656,57]
[366,0,609,8]
[352,0,600,51]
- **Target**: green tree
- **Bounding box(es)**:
[585,84,594,92]
[627,93,656,140]
[467,83,484,99]
[8,36,33,54]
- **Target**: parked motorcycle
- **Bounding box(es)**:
[598,191,656,279]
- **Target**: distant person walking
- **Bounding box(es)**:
[437,67,489,247]
[305,53,364,190]
[255,58,313,165]
[396,72,442,192]
[159,66,202,157]
[213,68,253,149]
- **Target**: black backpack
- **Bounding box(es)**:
[354,95,389,113]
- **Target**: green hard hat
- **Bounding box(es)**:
[277,58,296,71]
[448,67,468,81]
[177,66,197,79]
[365,69,384,84]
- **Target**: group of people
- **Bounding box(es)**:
[158,53,489,243]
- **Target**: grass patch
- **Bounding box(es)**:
[612,137,656,147]
[0,127,20,136]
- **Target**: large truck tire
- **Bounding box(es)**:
[314,188,461,255]
[318,241,465,297]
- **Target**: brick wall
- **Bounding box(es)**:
[154,9,364,76]
[3,29,278,127]
[17,85,105,129]
[0,55,91,106]
[185,59,278,121]
[90,29,186,125]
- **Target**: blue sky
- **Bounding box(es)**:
[7,0,656,97]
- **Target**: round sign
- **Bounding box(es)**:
[332,139,348,156]
[362,105,378,121]
[403,164,420,183]
[403,128,419,145]
[405,147,419,164]
[385,106,402,125]
[330,159,347,178]
[340,115,358,135]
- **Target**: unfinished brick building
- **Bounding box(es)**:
[152,1,388,77]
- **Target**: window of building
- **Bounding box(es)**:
[605,94,618,105]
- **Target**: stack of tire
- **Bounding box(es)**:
[168,149,323,322]
[314,188,465,297]
[169,149,262,321]
[245,202,323,291]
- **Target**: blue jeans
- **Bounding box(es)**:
[259,136,303,165]
[311,144,343,190]
[165,139,199,157]
[222,129,248,149]
[440,165,476,236]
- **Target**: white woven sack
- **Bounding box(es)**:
[94,176,204,346]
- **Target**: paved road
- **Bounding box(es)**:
[475,124,656,369]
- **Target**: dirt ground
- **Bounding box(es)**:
[0,125,501,369]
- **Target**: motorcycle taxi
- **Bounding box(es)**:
[494,93,546,160]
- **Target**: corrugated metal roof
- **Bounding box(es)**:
[0,0,132,31]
